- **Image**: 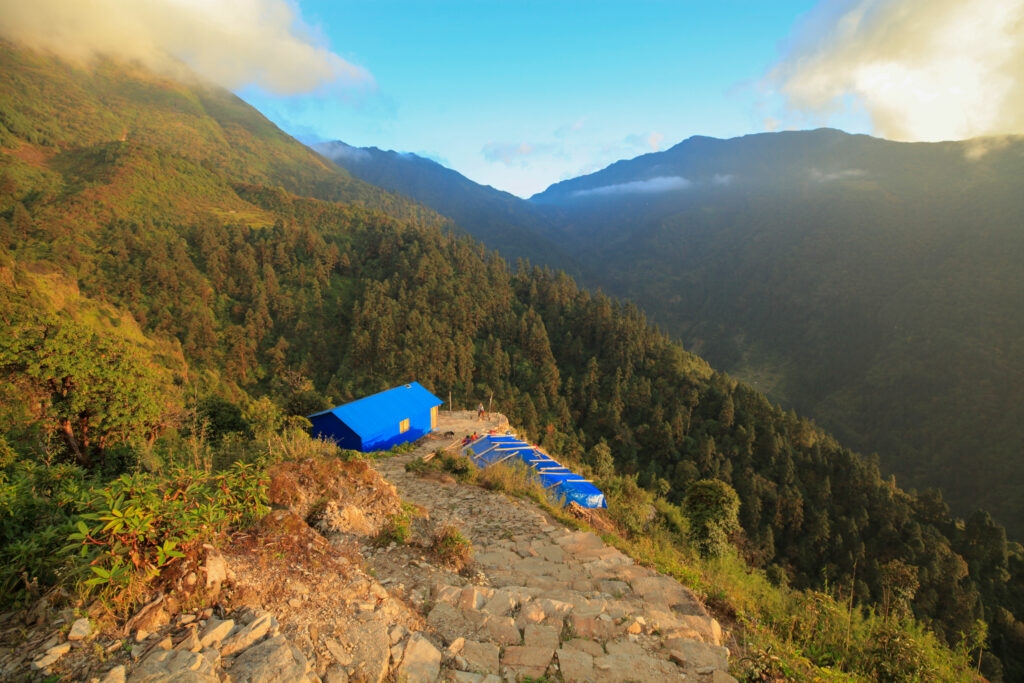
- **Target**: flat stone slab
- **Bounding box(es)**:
[395,633,441,682]
[460,640,500,675]
[500,645,554,679]
[593,652,682,681]
[556,648,594,683]
[523,623,561,650]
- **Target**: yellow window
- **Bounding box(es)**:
[399,418,410,434]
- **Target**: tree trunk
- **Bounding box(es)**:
[59,418,89,468]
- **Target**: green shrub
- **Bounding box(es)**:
[0,460,88,608]
[431,523,472,571]
[63,462,268,613]
[406,451,479,484]
[375,503,419,546]
[477,460,541,497]
[682,479,741,558]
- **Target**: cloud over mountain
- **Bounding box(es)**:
[771,0,1024,141]
[0,0,373,95]
[572,176,692,197]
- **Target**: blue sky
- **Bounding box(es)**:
[4,0,1022,198]
[239,0,852,197]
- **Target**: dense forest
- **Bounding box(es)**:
[3,40,1024,679]
[532,130,1024,541]
[328,130,1024,542]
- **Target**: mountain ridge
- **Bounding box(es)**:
[314,140,586,276]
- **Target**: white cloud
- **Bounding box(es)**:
[0,0,373,95]
[770,0,1024,141]
[481,141,557,166]
[572,176,692,197]
[625,131,667,152]
[810,168,867,182]
[314,140,370,163]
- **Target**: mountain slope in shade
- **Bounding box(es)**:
[314,141,585,275]
[530,128,1024,537]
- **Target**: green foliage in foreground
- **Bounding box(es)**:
[65,463,267,613]
[0,456,269,614]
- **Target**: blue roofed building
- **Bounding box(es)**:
[308,382,443,452]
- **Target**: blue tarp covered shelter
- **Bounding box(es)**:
[308,382,442,452]
[461,435,607,508]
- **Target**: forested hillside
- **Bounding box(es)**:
[2,40,1024,679]
[310,131,1024,542]
[530,130,1024,541]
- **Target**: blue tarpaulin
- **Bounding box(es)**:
[461,435,607,509]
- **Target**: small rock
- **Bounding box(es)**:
[47,642,72,657]
[198,617,235,649]
[175,628,201,652]
[31,654,59,671]
[202,544,229,596]
[323,664,349,683]
[389,624,408,645]
[324,637,353,666]
[68,617,92,641]
[230,635,313,683]
[220,613,273,657]
[396,633,442,682]
[100,664,127,683]
[131,648,219,683]
[179,614,196,625]
[135,629,150,643]
[446,636,466,657]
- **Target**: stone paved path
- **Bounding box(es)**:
[366,412,736,682]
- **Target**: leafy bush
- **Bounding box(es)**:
[682,479,741,558]
[0,460,88,608]
[63,463,268,613]
[431,523,472,571]
[406,451,479,484]
[375,503,419,547]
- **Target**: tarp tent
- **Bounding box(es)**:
[462,435,607,509]
[308,382,442,452]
